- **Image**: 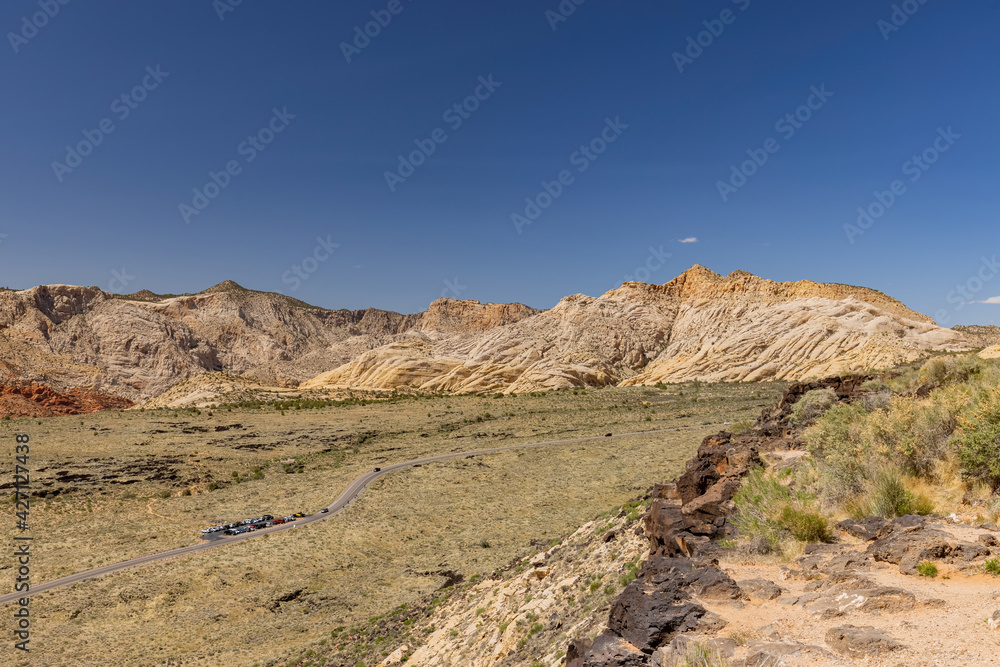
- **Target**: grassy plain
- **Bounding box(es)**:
[0,381,785,666]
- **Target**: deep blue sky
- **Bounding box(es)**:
[1,1,998,325]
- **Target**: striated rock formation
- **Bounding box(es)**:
[306,266,971,394]
[0,282,538,406]
[0,267,979,408]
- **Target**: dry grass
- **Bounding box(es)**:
[0,382,785,666]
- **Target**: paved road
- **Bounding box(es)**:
[0,426,710,606]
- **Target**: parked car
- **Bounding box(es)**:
[273,518,285,524]
[293,512,306,518]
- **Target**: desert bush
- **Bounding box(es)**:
[861,379,889,393]
[789,388,838,426]
[953,386,1000,491]
[677,642,731,667]
[858,469,929,517]
[866,394,961,477]
[778,505,831,543]
[984,557,1000,576]
[845,467,934,519]
[916,561,938,578]
[733,468,831,554]
[805,402,873,500]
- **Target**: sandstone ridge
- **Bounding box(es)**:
[0,267,977,408]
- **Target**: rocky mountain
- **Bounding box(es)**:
[305,265,971,393]
[0,267,977,412]
[0,281,538,406]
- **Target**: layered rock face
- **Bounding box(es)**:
[0,283,538,403]
[0,267,976,406]
[306,266,971,393]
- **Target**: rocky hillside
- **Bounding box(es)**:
[305,266,970,393]
[0,267,976,411]
[0,282,538,406]
[311,375,1000,666]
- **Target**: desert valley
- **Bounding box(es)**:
[3,267,1000,666]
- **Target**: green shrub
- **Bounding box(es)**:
[790,388,838,426]
[953,386,1000,490]
[844,467,935,519]
[985,557,1000,576]
[733,468,831,553]
[916,561,938,577]
[804,402,873,501]
[778,506,831,543]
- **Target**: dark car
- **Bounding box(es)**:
[320,508,329,513]
[374,467,382,472]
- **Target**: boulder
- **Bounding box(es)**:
[836,516,893,541]
[608,581,708,653]
[566,637,592,667]
[584,630,648,666]
[824,625,906,657]
[737,579,783,601]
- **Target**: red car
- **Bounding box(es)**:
[273,518,285,524]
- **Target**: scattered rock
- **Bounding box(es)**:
[584,630,647,667]
[989,610,1000,631]
[825,624,906,657]
[737,579,783,601]
[836,516,893,541]
[978,534,999,548]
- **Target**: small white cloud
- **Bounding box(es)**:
[976,296,1000,304]
[678,237,698,244]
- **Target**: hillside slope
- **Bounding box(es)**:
[305,266,970,393]
[0,267,974,407]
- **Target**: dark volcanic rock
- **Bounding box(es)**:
[608,558,740,652]
[608,582,708,653]
[584,630,648,666]
[566,637,591,667]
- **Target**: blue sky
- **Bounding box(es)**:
[1,0,998,325]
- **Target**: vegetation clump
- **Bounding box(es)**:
[805,354,1000,517]
[789,388,838,426]
[732,467,831,554]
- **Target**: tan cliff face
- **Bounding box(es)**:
[305,266,970,393]
[0,283,540,404]
[0,268,976,406]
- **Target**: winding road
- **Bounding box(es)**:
[0,426,708,606]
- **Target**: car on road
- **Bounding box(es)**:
[273,518,285,524]
[293,512,305,518]
[373,467,381,472]
[320,508,329,513]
